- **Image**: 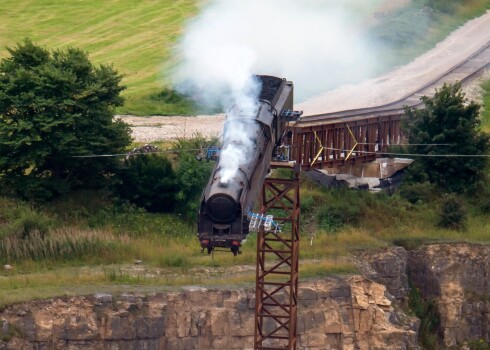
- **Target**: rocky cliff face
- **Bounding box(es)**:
[356,247,409,301]
[358,242,490,349]
[2,242,488,349]
[409,243,490,348]
[0,276,418,350]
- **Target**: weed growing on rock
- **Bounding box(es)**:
[408,282,441,349]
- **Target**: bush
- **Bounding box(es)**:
[399,181,438,205]
[425,0,459,14]
[474,190,490,214]
[316,190,362,232]
[465,339,490,350]
[408,282,441,349]
[438,194,467,230]
[115,155,178,213]
[172,134,218,217]
[0,199,55,239]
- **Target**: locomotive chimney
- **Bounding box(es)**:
[218,178,229,187]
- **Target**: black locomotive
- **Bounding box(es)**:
[198,75,295,255]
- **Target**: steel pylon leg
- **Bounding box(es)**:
[254,166,300,350]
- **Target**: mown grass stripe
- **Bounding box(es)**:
[0,0,198,114]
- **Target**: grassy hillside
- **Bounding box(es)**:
[0,0,198,115]
[1,169,490,305]
[1,0,489,115]
[0,0,390,115]
[369,0,490,71]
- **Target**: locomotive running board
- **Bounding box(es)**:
[254,164,300,350]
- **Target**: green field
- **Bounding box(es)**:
[0,0,198,115]
[1,174,490,305]
[1,0,489,115]
[0,0,388,115]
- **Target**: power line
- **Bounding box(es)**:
[357,143,454,146]
[323,146,490,158]
[64,141,486,159]
[69,147,214,158]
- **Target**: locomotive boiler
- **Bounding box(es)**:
[198,75,295,255]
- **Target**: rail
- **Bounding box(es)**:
[289,41,490,170]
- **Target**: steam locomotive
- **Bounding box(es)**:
[198,75,295,255]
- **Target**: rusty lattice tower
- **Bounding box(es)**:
[254,162,300,350]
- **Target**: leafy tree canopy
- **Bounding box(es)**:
[403,82,489,193]
[172,134,218,216]
[0,39,131,200]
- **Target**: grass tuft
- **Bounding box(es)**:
[0,228,122,263]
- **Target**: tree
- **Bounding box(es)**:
[172,134,217,217]
[403,82,489,193]
[0,39,131,200]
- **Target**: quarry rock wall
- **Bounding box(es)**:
[1,243,489,349]
[0,276,418,350]
[359,243,490,349]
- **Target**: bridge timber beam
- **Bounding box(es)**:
[291,113,404,170]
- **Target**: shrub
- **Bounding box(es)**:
[149,88,221,115]
[316,196,362,232]
[465,339,490,350]
[437,194,467,230]
[0,200,55,239]
[301,195,315,214]
[399,181,438,205]
[115,154,178,213]
[172,134,218,217]
[425,0,459,14]
[408,282,441,349]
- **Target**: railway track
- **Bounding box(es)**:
[290,32,490,170]
[297,40,490,127]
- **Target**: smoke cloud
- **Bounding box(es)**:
[171,0,378,182]
[171,0,378,104]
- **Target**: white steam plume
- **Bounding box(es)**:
[171,0,377,103]
[171,0,378,181]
